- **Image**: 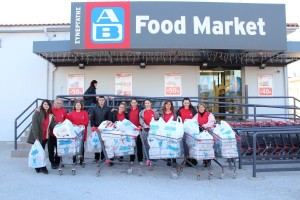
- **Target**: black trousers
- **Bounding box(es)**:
[130,135,143,162]
[94,152,105,160]
[47,136,60,164]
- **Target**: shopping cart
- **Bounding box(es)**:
[56,126,85,175]
[140,129,182,179]
[209,129,240,179]
[182,131,223,180]
[96,129,138,176]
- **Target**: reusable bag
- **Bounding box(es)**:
[28,140,46,168]
[86,131,101,153]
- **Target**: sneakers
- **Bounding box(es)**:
[139,162,144,166]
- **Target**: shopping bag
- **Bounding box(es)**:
[214,121,236,139]
[98,120,116,131]
[149,117,166,135]
[183,118,200,135]
[162,116,184,139]
[86,131,101,153]
[53,119,77,138]
[115,119,140,137]
[28,140,46,168]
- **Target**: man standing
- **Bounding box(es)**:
[90,96,110,163]
[50,98,67,169]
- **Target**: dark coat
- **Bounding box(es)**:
[89,104,110,127]
[109,110,129,122]
[27,111,56,144]
[83,85,97,106]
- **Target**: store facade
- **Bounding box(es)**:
[33,1,300,117]
[1,1,300,141]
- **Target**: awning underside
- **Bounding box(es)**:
[33,41,300,67]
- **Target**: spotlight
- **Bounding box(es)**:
[140,62,146,69]
[259,63,266,69]
[79,63,85,69]
[200,62,208,69]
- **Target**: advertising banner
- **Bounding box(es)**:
[115,73,132,96]
[258,74,273,96]
[67,74,85,95]
[165,73,181,96]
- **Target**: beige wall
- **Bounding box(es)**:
[53,65,199,97]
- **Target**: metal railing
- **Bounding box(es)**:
[14,98,46,150]
[233,126,300,177]
[14,95,300,150]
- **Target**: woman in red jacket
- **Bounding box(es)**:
[176,97,198,167]
[67,101,89,164]
[160,99,177,166]
[193,103,216,167]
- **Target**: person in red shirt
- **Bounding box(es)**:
[49,99,67,169]
[127,99,143,165]
[109,102,128,122]
[67,101,89,164]
[139,99,159,131]
[176,97,198,167]
[193,103,216,167]
[109,102,129,162]
[159,99,177,166]
[139,99,159,165]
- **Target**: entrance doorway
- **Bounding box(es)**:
[199,68,242,120]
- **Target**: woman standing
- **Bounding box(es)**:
[127,99,143,165]
[193,103,216,167]
[139,99,159,131]
[176,97,198,167]
[83,80,98,112]
[27,100,56,174]
[160,99,177,166]
[139,99,159,164]
[67,101,89,164]
[109,102,129,162]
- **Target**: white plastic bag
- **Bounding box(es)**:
[86,131,101,153]
[53,119,77,138]
[28,140,46,168]
[149,117,166,135]
[183,118,199,135]
[115,119,140,137]
[214,121,236,139]
[98,120,116,131]
[162,116,184,139]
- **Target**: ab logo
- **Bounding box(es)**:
[91,7,124,43]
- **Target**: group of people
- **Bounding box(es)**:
[27,80,216,174]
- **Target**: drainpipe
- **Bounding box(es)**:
[44,27,56,99]
[283,65,289,121]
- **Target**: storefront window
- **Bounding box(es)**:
[199,69,242,120]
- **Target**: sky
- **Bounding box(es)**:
[0,0,299,24]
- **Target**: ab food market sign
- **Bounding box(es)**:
[70,2,287,51]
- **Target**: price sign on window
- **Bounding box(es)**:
[165,73,181,96]
[258,75,273,96]
[67,74,84,95]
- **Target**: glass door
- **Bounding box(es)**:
[199,69,242,120]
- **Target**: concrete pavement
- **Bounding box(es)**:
[1,141,300,200]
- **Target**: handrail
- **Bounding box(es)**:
[14,98,46,150]
[14,95,300,150]
[57,94,300,121]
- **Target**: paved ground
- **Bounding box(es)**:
[1,141,300,200]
